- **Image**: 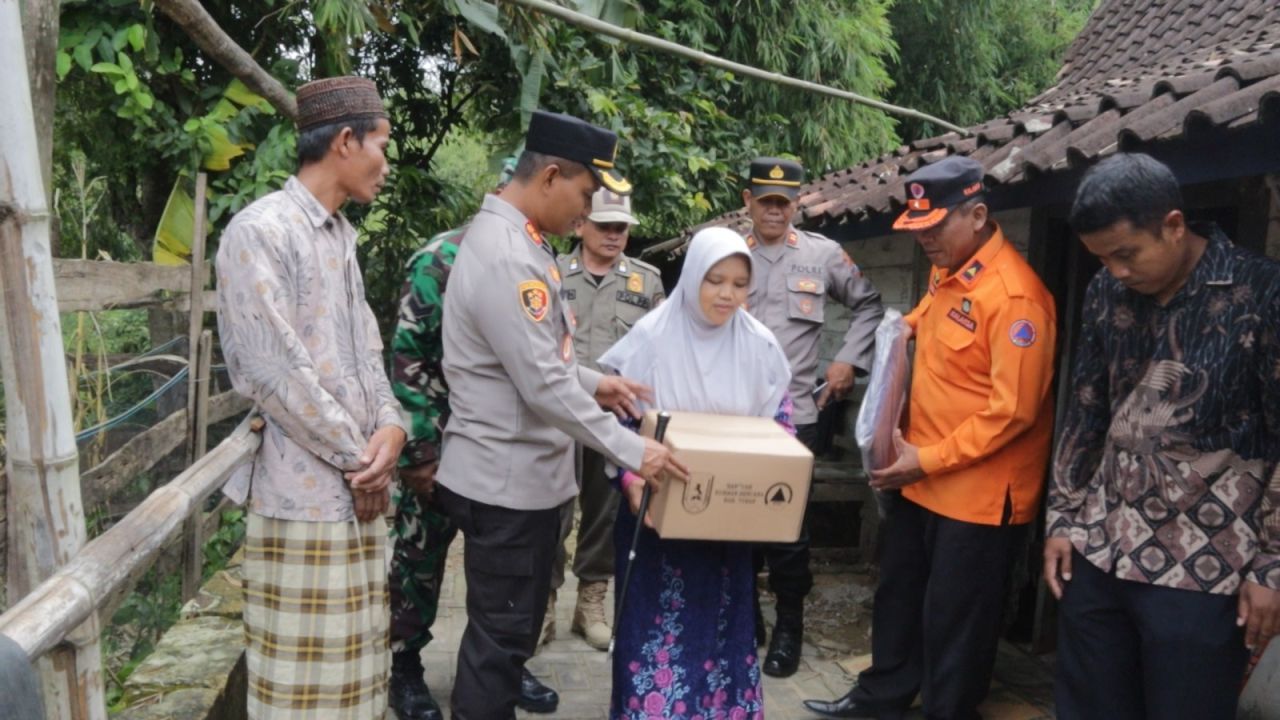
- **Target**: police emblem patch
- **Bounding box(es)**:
[786,232,800,248]
[519,280,550,322]
[627,272,644,293]
[796,278,820,293]
[909,182,926,199]
[1009,319,1037,347]
[800,298,815,315]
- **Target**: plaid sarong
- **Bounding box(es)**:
[243,513,390,719]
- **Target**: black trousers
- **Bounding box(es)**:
[438,485,560,720]
[1054,549,1247,720]
[853,495,1024,720]
[754,421,820,616]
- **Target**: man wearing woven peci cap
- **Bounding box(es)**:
[436,110,687,719]
[215,76,405,720]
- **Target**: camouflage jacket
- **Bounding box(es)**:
[392,227,464,468]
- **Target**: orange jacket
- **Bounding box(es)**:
[901,226,1056,525]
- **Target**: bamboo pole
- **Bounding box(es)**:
[180,176,208,601]
[0,417,263,661]
[499,0,969,135]
[0,2,107,716]
[181,329,214,601]
[185,172,208,465]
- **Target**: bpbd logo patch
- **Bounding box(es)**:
[1009,319,1037,347]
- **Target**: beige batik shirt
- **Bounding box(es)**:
[216,176,405,522]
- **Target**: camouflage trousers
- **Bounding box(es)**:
[389,486,458,654]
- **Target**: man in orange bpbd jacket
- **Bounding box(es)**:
[804,156,1057,720]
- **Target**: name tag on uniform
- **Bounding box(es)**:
[616,290,652,309]
[561,288,576,301]
[947,308,976,332]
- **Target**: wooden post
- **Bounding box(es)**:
[0,1,107,716]
[180,176,208,602]
[185,172,209,465]
[181,329,214,601]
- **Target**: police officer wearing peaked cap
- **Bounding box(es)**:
[436,110,687,719]
[741,156,885,677]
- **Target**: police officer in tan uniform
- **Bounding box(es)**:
[743,157,884,678]
[547,188,665,651]
[438,110,687,720]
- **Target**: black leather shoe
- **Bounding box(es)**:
[762,624,802,677]
[516,668,559,714]
[388,654,443,720]
[801,687,884,719]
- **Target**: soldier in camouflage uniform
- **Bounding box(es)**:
[387,160,559,720]
[388,227,462,720]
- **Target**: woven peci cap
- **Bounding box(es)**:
[296,76,387,131]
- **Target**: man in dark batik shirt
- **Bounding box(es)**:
[1045,153,1280,720]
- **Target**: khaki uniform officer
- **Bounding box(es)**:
[743,157,885,678]
[438,110,684,720]
[546,189,664,651]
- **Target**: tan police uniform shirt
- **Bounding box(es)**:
[438,195,646,511]
[557,250,665,370]
[746,226,884,424]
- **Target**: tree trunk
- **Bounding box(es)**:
[0,2,107,717]
[19,0,58,200]
[152,0,298,120]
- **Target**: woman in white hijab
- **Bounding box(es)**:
[599,227,793,720]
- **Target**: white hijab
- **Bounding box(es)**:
[599,227,791,418]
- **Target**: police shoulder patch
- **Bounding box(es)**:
[1009,319,1037,347]
[519,280,550,322]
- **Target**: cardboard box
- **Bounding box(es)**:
[639,410,813,543]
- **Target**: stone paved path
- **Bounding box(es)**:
[416,541,1055,719]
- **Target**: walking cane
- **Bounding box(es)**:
[609,411,672,656]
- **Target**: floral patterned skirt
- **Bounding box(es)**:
[610,504,763,720]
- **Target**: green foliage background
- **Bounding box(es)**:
[27,0,1098,707]
[49,0,1096,345]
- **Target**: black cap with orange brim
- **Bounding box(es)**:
[526,110,632,195]
[747,157,804,201]
[892,155,987,232]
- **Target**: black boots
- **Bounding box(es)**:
[389,651,444,720]
[762,595,804,678]
[517,667,560,713]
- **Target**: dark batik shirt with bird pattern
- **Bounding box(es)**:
[1049,225,1280,593]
